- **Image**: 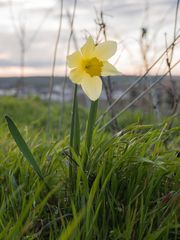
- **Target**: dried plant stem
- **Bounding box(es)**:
[59,0,77,133]
[162,0,180,134]
[95,10,118,129]
[98,59,180,132]
[164,0,179,116]
[8,0,26,94]
[96,35,180,125]
[58,9,79,135]
[8,0,54,96]
[46,0,64,139]
[140,27,161,121]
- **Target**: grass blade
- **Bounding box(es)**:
[5,115,44,180]
[58,207,84,240]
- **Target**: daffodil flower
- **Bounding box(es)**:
[67,36,119,101]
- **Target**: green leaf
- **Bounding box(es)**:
[69,85,80,190]
[83,99,98,166]
[5,115,44,180]
[70,84,80,154]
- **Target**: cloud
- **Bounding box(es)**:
[0,0,179,76]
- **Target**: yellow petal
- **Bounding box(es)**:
[101,61,119,76]
[94,41,117,60]
[69,68,84,84]
[81,36,95,57]
[67,50,82,68]
[81,75,102,101]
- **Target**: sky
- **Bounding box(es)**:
[0,0,179,77]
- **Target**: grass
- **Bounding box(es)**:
[0,96,87,139]
[0,96,179,239]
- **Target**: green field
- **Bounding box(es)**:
[0,96,179,239]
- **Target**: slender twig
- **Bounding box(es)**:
[8,0,55,95]
[150,4,175,62]
[96,35,180,125]
[27,7,54,51]
[46,0,64,139]
[164,34,175,109]
[164,0,179,116]
[62,0,78,101]
[170,0,179,63]
[98,59,180,132]
[140,22,161,120]
[8,0,22,43]
[140,0,168,120]
[95,10,118,129]
[163,0,180,133]
[8,0,55,52]
[58,9,79,135]
[139,1,179,120]
[66,11,79,50]
[59,0,77,132]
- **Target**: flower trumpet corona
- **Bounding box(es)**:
[67,36,119,101]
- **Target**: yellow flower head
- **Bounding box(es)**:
[67,36,119,101]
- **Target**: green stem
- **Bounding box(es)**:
[70,85,77,148]
[70,84,80,182]
[84,100,98,167]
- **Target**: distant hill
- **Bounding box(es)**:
[0,75,179,90]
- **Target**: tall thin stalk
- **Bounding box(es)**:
[8,0,54,95]
[96,35,180,125]
[46,0,64,139]
[164,0,179,115]
[98,59,180,132]
[60,0,77,132]
[69,84,80,191]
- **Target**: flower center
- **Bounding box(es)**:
[83,57,103,77]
